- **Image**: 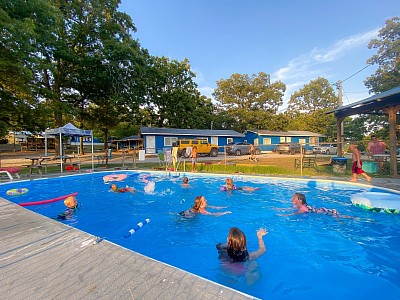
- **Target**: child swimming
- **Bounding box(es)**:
[180,195,231,217]
[110,184,135,193]
[220,178,260,192]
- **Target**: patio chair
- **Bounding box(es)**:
[0,167,21,180]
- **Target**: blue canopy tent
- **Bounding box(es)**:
[45,123,94,172]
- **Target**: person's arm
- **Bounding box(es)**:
[249,228,268,260]
[209,211,232,217]
[278,210,305,216]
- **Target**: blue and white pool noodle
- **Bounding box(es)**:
[124,218,150,238]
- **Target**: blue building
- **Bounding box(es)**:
[140,127,244,154]
[244,130,325,152]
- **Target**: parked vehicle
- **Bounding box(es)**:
[312,144,337,155]
[226,142,261,156]
[175,139,219,157]
[276,142,301,155]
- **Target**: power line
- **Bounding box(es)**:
[341,64,371,83]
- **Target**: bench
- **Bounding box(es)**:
[23,163,60,176]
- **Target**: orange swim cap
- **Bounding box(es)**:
[64,196,77,209]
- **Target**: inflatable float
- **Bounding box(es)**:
[6,188,28,196]
[351,192,400,214]
[19,192,78,207]
[103,173,127,183]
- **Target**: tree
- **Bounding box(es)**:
[365,17,400,93]
[287,77,338,137]
[144,56,214,129]
[0,0,59,138]
[213,72,285,132]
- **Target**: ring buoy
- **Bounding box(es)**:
[124,219,150,238]
[103,174,128,183]
[6,188,28,196]
[19,192,78,207]
[351,192,400,214]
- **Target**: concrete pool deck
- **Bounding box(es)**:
[1,173,400,299]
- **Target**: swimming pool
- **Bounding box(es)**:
[1,171,400,299]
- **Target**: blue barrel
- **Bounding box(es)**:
[332,157,348,166]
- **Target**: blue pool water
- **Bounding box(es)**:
[1,171,400,299]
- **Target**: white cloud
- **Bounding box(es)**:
[197,86,214,99]
[273,28,379,83]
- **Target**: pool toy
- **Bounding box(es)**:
[351,192,400,214]
[6,188,28,196]
[103,173,127,183]
[124,218,150,238]
[19,192,78,207]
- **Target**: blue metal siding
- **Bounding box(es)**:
[244,132,321,151]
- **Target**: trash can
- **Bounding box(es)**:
[362,161,378,173]
[138,150,145,161]
[332,157,348,173]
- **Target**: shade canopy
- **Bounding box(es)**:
[46,123,92,136]
[45,123,94,172]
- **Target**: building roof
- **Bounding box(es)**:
[246,130,325,137]
[140,127,245,137]
[327,86,400,119]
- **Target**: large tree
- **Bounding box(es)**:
[287,77,338,137]
[213,72,285,132]
[144,57,214,129]
[365,17,400,93]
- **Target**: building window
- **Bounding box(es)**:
[164,137,177,146]
[253,139,259,146]
[263,138,271,145]
[299,138,306,145]
[286,137,292,142]
[227,138,233,144]
[280,137,285,142]
[309,137,318,146]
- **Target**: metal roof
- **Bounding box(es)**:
[246,129,325,137]
[327,86,400,119]
[140,127,245,137]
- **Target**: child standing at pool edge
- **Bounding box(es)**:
[191,146,198,172]
[349,144,372,183]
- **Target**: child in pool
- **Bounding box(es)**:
[220,178,260,192]
[57,196,79,220]
[281,193,352,218]
[110,184,135,193]
[180,195,231,217]
[181,177,190,187]
[216,227,268,262]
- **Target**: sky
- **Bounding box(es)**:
[118,0,399,109]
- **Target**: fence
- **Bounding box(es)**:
[0,141,397,177]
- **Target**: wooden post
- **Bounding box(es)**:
[386,106,399,177]
[336,117,344,157]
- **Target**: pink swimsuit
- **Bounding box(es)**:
[299,204,338,216]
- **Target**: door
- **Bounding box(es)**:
[146,135,156,154]
[211,136,218,145]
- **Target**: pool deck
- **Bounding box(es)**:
[1,173,400,300]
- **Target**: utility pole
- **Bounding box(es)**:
[336,80,344,156]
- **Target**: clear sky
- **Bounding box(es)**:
[118,0,399,109]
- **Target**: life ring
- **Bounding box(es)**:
[124,219,150,238]
[351,192,400,214]
[6,188,29,196]
[19,192,78,207]
[103,173,127,183]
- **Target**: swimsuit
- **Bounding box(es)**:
[300,204,338,216]
[216,243,249,262]
[220,184,242,191]
[352,161,365,174]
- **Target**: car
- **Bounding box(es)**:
[226,142,261,156]
[175,139,219,157]
[276,142,301,155]
[312,144,337,155]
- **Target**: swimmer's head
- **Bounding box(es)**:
[225,178,233,186]
[64,196,77,209]
[183,177,189,184]
[111,184,117,191]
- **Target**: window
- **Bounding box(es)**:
[263,138,271,145]
[200,140,208,145]
[286,137,292,142]
[299,138,306,145]
[254,139,259,146]
[164,137,177,146]
[309,137,318,146]
[280,137,285,142]
[227,138,233,144]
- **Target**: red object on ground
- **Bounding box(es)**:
[65,165,79,171]
[19,192,78,207]
[0,167,21,173]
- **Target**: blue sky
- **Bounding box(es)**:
[119,0,398,109]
